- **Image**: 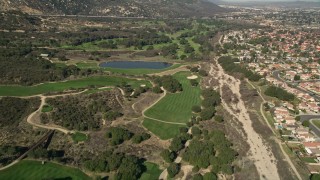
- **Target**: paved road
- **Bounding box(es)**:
[272,71,320,101]
[310,119,320,138]
[299,115,320,137]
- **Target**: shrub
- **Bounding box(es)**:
[167,163,180,178]
[193,174,203,180]
[192,105,202,113]
[160,149,176,163]
[214,115,224,123]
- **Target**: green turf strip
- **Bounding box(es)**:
[0,160,90,180]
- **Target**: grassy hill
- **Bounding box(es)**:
[0,0,226,18]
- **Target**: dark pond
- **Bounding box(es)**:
[99,61,172,69]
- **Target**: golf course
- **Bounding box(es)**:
[143,71,201,139]
[0,76,150,96]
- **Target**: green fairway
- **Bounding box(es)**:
[0,160,90,180]
[0,76,150,97]
[56,62,181,75]
[140,162,162,180]
[143,118,186,140]
[71,132,88,143]
[102,64,181,75]
[41,104,53,113]
[76,62,99,69]
[144,71,201,123]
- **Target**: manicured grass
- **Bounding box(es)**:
[76,62,99,69]
[311,174,320,180]
[145,71,201,123]
[41,104,53,113]
[301,157,317,163]
[312,120,320,129]
[0,76,151,96]
[140,162,162,180]
[71,132,88,143]
[0,160,90,180]
[57,62,181,75]
[143,118,186,140]
[102,64,182,75]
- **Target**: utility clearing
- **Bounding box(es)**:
[208,60,281,180]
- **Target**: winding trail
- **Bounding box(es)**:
[27,90,89,134]
[209,60,281,180]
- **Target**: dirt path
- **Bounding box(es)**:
[26,90,88,134]
[209,61,281,180]
[247,81,302,180]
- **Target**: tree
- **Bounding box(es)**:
[131,133,151,144]
[203,172,217,180]
[160,149,176,163]
[294,75,300,81]
[179,127,189,134]
[169,137,185,152]
[200,107,215,120]
[191,127,201,136]
[152,86,163,94]
[190,79,199,87]
[214,115,224,123]
[193,174,203,180]
[192,105,201,113]
[199,70,208,77]
[302,121,310,127]
[190,67,199,73]
[106,127,133,145]
[167,163,180,178]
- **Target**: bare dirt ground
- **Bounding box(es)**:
[207,59,281,180]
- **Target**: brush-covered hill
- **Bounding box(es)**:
[0,0,226,18]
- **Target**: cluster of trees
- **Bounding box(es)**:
[106,127,133,145]
[0,97,40,127]
[218,56,262,82]
[28,148,65,162]
[183,130,238,174]
[152,75,182,93]
[0,145,27,166]
[195,89,221,121]
[190,66,208,77]
[83,150,145,180]
[0,48,97,85]
[265,86,295,101]
[161,43,179,58]
[121,33,171,49]
[106,127,151,145]
[46,94,122,131]
[131,133,151,144]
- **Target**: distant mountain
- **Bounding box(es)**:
[0,0,227,18]
[208,0,226,5]
[221,1,320,8]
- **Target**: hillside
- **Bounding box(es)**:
[0,0,226,18]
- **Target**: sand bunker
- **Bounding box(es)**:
[187,75,198,79]
[140,84,146,87]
